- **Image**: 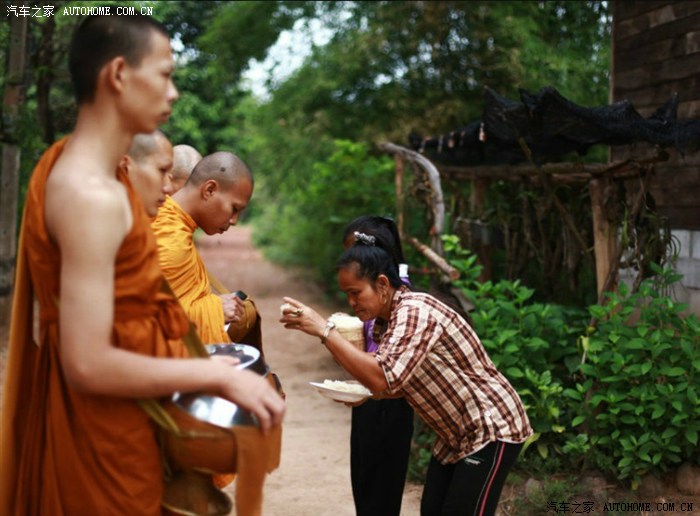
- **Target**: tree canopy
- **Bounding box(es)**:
[1,0,612,292]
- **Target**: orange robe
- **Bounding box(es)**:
[151,196,229,344]
[0,138,190,516]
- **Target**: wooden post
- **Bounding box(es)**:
[589,178,618,296]
[470,178,492,282]
[408,236,460,281]
[395,154,404,240]
[379,142,446,255]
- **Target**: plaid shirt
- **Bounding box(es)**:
[374,286,533,464]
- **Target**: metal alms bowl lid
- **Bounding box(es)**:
[205,343,270,377]
[170,391,258,429]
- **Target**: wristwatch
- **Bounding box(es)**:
[321,320,336,345]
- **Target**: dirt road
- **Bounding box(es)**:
[197,226,422,516]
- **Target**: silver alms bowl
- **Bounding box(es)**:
[170,391,258,428]
[205,343,270,377]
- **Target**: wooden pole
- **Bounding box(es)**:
[470,178,492,282]
[379,142,446,254]
[395,154,404,240]
[589,178,618,296]
[407,236,460,281]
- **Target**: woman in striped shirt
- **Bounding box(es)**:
[280,231,533,516]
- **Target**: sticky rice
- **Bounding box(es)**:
[322,379,371,395]
[328,313,364,350]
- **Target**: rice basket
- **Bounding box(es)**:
[329,313,365,351]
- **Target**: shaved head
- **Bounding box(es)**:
[172,144,202,182]
[188,151,252,189]
[175,151,253,235]
[124,130,173,217]
[128,130,169,163]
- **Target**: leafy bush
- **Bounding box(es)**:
[571,263,700,488]
[408,237,700,488]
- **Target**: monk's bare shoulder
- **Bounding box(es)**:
[46,156,132,258]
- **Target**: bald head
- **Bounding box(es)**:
[175,151,253,235]
[187,151,252,189]
[171,144,202,193]
[124,130,173,217]
[128,130,170,163]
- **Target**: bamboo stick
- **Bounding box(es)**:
[407,236,461,281]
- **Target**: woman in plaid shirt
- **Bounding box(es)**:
[281,231,533,516]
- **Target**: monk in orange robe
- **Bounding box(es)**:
[0,16,284,516]
[151,152,259,346]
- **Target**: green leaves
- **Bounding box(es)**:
[570,266,700,485]
[441,241,700,488]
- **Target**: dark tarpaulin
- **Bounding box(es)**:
[409,86,700,167]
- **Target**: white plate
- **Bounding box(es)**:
[309,380,371,403]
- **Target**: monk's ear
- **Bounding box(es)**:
[201,179,218,200]
[102,56,128,96]
[120,155,132,175]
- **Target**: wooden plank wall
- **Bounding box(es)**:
[612,1,700,230]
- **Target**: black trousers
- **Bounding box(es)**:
[420,441,523,516]
[350,398,414,516]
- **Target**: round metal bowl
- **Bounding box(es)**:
[205,343,270,377]
[170,391,258,428]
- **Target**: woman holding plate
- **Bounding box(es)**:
[280,231,532,516]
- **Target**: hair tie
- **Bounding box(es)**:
[354,231,376,246]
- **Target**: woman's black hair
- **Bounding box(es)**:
[337,230,404,289]
[339,215,473,324]
[342,216,406,266]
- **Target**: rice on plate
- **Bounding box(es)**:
[309,379,371,403]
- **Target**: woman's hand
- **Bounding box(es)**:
[279,296,326,338]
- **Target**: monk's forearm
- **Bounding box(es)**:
[62,346,230,398]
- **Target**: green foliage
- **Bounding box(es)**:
[575,264,700,488]
[253,139,395,288]
[199,1,317,86]
[408,238,700,488]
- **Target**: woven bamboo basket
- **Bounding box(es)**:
[329,313,365,351]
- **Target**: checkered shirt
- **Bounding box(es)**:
[374,286,533,464]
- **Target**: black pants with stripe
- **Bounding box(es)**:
[420,441,523,516]
[350,398,414,516]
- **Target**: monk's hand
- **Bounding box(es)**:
[221,294,245,323]
[220,368,286,433]
[279,296,326,338]
[210,355,240,366]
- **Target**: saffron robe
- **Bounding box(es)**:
[152,196,230,344]
[0,138,190,516]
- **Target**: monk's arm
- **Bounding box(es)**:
[52,188,284,429]
[153,233,240,324]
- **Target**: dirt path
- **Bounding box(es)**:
[197,226,423,516]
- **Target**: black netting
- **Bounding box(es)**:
[409,86,700,166]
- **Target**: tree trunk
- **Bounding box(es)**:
[0,9,29,338]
